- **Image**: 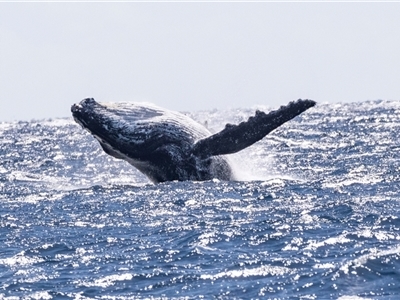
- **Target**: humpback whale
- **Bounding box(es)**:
[71,98,315,183]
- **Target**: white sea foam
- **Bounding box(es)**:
[75,273,134,288]
[200,265,293,280]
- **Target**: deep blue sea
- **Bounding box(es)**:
[1,100,400,299]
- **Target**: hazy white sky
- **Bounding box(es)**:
[1,2,399,121]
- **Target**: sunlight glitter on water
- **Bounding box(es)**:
[1,101,400,298]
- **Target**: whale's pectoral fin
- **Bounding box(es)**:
[192,99,316,158]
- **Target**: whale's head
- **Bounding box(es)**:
[71,98,105,131]
[71,98,174,157]
[71,98,128,147]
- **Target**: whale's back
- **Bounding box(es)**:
[98,102,212,147]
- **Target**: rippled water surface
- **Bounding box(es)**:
[1,101,400,299]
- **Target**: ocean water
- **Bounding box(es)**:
[1,100,400,299]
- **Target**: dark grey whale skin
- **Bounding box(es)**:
[71,98,316,183]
